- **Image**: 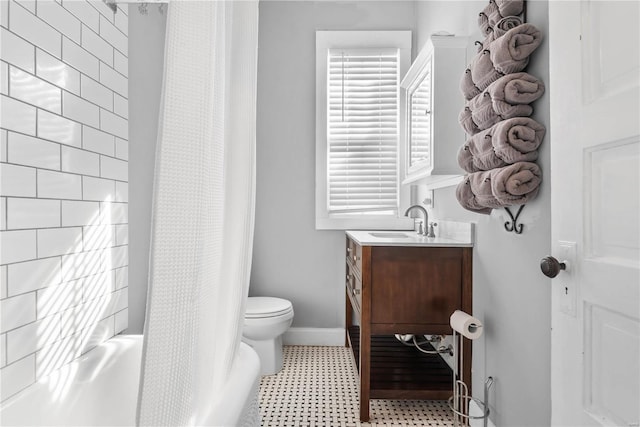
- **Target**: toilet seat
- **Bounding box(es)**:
[245,297,293,319]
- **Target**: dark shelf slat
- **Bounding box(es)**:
[347,326,453,398]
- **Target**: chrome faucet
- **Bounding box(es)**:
[404,205,429,237]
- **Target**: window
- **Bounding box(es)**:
[316,31,413,230]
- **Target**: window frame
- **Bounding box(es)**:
[315,30,413,231]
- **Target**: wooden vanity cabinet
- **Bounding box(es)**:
[345,236,473,422]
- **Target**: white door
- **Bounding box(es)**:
[548,1,640,425]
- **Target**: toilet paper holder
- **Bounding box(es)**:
[448,328,493,426]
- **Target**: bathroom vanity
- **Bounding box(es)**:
[345,225,473,422]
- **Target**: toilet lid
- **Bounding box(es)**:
[245,297,292,318]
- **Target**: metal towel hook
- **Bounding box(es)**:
[504,205,525,234]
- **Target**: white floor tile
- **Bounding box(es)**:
[259,346,454,427]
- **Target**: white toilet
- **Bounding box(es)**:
[242,296,294,376]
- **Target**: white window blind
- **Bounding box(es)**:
[327,48,400,214]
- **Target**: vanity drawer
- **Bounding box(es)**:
[370,246,463,326]
[353,270,362,311]
[346,263,362,313]
[346,237,363,274]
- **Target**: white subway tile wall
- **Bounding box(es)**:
[1,95,37,135]
[9,66,62,114]
[61,145,100,176]
[1,28,36,73]
[0,230,37,265]
[0,333,6,366]
[113,50,127,76]
[81,75,113,110]
[61,1,100,33]
[9,133,62,170]
[10,4,61,58]
[14,1,36,14]
[36,49,81,95]
[61,200,100,227]
[0,0,128,402]
[0,163,37,197]
[36,110,83,147]
[100,109,127,139]
[83,125,114,156]
[1,130,6,161]
[62,36,100,80]
[1,62,7,95]
[0,354,35,402]
[36,0,82,44]
[62,90,100,128]
[81,25,114,67]
[0,199,6,232]
[115,137,128,160]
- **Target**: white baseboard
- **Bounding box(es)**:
[469,399,496,427]
[283,327,344,346]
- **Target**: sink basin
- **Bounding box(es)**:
[368,232,410,238]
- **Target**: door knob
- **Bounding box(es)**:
[540,256,566,278]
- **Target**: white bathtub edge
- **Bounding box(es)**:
[199,342,261,427]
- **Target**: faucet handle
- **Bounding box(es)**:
[427,222,438,238]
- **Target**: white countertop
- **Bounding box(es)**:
[346,221,474,247]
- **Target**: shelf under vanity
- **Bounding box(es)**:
[346,327,453,400]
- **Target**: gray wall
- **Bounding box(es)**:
[127,5,167,333]
[251,1,417,328]
[415,2,552,426]
[415,0,476,49]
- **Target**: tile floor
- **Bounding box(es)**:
[259,346,455,426]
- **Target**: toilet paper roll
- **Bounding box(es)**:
[450,310,483,340]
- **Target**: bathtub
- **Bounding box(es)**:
[0,335,261,426]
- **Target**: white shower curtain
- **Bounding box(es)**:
[137,1,259,425]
